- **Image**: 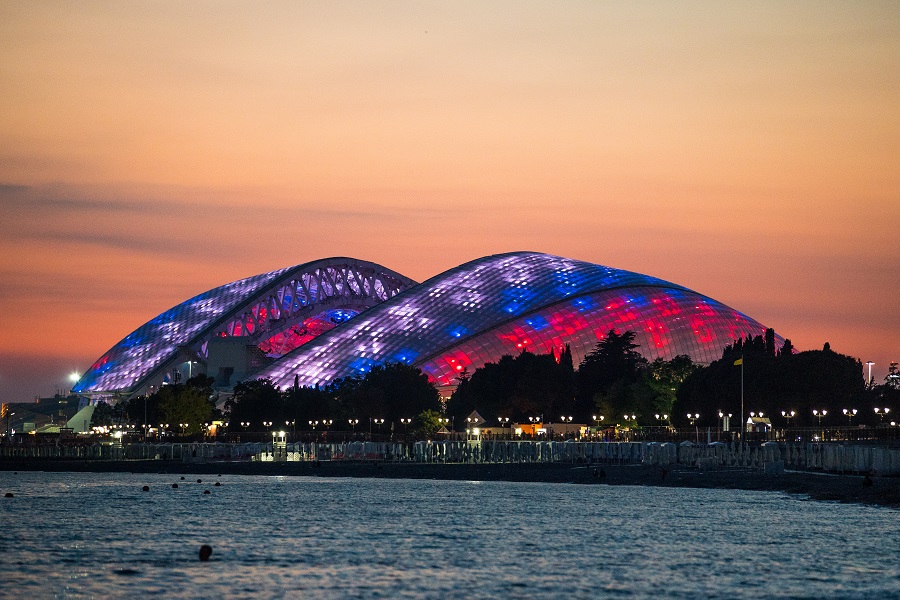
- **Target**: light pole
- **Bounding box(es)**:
[842,408,857,425]
[497,417,509,439]
[874,407,890,422]
[781,410,795,426]
[348,418,359,432]
[717,411,732,441]
[813,409,827,426]
[687,413,699,426]
[866,361,874,388]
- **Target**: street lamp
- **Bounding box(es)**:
[813,409,827,426]
[874,407,890,422]
[866,361,875,387]
[348,418,359,431]
[687,413,699,426]
[842,408,857,425]
[781,410,795,426]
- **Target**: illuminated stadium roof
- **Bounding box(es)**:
[253,252,783,389]
[72,258,417,397]
[74,252,784,399]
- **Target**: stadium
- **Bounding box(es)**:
[72,252,783,400]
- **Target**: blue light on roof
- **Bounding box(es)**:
[446,325,469,339]
[524,315,550,331]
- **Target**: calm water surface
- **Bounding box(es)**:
[0,471,898,599]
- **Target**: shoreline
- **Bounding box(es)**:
[2,459,899,508]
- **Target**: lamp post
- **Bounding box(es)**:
[865,361,874,388]
[687,413,700,444]
[874,408,890,422]
[813,409,827,426]
[286,420,295,438]
[497,416,510,439]
[842,408,857,425]
[348,418,359,431]
[717,411,732,441]
[781,410,795,426]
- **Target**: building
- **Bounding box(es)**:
[73,252,784,400]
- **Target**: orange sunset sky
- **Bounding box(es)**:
[1,1,898,401]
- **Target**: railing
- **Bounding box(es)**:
[3,439,900,475]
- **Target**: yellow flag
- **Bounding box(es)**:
[734,358,743,366]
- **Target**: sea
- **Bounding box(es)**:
[0,471,898,599]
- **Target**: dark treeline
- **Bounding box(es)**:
[447,331,698,427]
[91,329,897,433]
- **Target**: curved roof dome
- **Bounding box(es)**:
[254,252,783,389]
[73,258,417,397]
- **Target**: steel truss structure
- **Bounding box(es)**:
[72,258,416,398]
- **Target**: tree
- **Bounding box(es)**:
[331,363,441,422]
[89,400,126,428]
[224,378,284,427]
[157,376,216,434]
[673,340,866,427]
[414,409,445,438]
[643,355,697,418]
[576,330,648,420]
[447,350,575,423]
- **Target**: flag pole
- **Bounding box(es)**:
[740,354,744,444]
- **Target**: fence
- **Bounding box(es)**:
[3,439,899,475]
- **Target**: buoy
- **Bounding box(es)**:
[142,485,150,492]
[4,492,13,497]
[214,482,221,487]
[180,476,185,480]
[172,483,179,489]
[203,490,211,495]
[199,545,212,561]
[197,479,202,483]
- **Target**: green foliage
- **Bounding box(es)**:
[156,376,216,434]
[643,355,698,417]
[414,409,446,438]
